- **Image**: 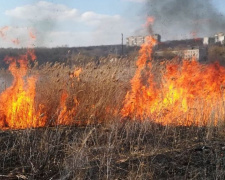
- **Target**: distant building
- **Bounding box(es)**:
[203,37,215,45]
[126,34,161,46]
[215,32,225,44]
[155,47,207,61]
[204,32,225,45]
[126,36,144,46]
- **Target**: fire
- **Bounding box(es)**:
[121,36,225,126]
[0,50,46,129]
[74,68,82,79]
[70,68,82,81]
[121,36,158,120]
[0,47,80,129]
[0,25,82,130]
[2,18,225,129]
[57,90,78,125]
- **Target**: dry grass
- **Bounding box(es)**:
[0,57,225,179]
[1,121,225,179]
[31,58,136,125]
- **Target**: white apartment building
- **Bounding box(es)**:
[126,34,161,46]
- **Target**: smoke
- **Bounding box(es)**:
[31,18,56,47]
[144,0,225,40]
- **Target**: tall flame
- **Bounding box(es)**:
[0,50,45,129]
[121,36,225,126]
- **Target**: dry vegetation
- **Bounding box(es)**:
[1,56,225,179]
[1,121,225,179]
[32,56,136,125]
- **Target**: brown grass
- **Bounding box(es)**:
[1,121,225,179]
[0,57,225,179]
[30,58,136,125]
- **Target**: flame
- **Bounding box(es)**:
[0,27,82,130]
[121,36,157,120]
[57,90,78,125]
[0,50,46,129]
[70,68,82,81]
[2,19,225,129]
[121,35,225,126]
[74,68,82,79]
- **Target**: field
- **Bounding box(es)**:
[1,121,225,179]
[1,41,225,179]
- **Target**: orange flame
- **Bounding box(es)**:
[0,50,46,129]
[57,90,78,125]
[0,27,82,129]
[74,68,82,79]
[121,36,157,119]
[70,68,82,80]
[121,35,225,126]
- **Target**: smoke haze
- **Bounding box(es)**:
[144,0,225,40]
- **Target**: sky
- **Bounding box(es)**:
[0,0,225,48]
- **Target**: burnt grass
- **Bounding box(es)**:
[1,122,225,180]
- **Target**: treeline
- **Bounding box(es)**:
[0,45,138,68]
[156,38,203,50]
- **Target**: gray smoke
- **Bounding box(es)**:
[143,0,225,40]
[31,18,56,47]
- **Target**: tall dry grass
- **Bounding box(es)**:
[30,57,136,125]
[1,56,225,179]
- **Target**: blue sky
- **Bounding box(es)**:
[0,0,225,47]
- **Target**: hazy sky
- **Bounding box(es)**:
[0,0,225,48]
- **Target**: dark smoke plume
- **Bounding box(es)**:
[144,0,225,40]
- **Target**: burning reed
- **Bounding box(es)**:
[0,54,132,130]
[1,19,225,129]
[1,37,225,129]
[122,36,225,126]
[0,50,45,129]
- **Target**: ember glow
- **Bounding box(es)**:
[121,36,225,126]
